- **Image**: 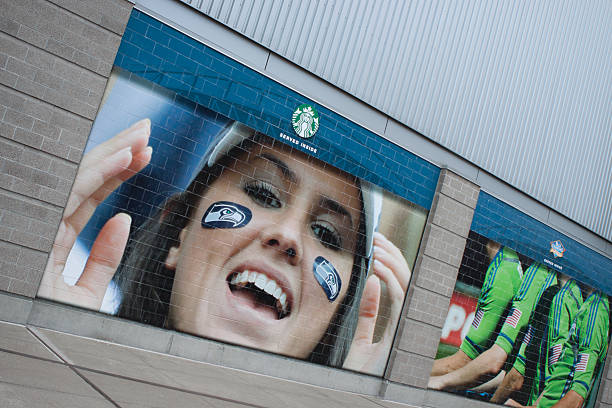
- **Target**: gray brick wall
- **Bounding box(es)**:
[596,341,612,406]
[385,169,479,388]
[0,0,132,297]
[600,378,612,407]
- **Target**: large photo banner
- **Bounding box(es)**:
[429,231,610,407]
[37,68,428,376]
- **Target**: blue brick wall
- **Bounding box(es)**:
[115,10,439,210]
[472,192,612,294]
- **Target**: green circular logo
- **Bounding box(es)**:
[292,104,319,139]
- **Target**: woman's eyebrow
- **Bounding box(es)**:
[319,197,353,228]
[258,153,298,183]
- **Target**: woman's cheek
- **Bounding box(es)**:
[206,219,258,248]
[304,252,353,310]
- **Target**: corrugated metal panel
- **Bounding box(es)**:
[180,0,612,241]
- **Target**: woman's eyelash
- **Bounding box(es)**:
[311,222,342,251]
[243,180,282,208]
[243,180,343,251]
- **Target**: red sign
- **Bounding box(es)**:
[441,291,478,347]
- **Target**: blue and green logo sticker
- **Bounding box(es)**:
[202,201,252,229]
[313,256,341,302]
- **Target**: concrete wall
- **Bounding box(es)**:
[386,169,478,389]
[0,0,133,296]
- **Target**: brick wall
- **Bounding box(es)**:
[385,169,479,388]
[0,0,132,296]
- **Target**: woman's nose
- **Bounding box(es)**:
[260,222,302,265]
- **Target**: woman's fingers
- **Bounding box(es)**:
[345,235,412,375]
[66,120,151,218]
[90,146,153,206]
[65,146,133,217]
[373,231,404,261]
[62,122,152,257]
[38,213,130,310]
[373,232,411,291]
[70,145,153,233]
[77,213,132,305]
[372,250,406,301]
[38,120,151,310]
[114,146,153,183]
[80,119,151,169]
[352,275,381,344]
[343,275,384,374]
[371,233,413,343]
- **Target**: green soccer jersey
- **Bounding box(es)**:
[512,279,583,405]
[460,247,524,359]
[537,291,610,408]
[494,262,558,355]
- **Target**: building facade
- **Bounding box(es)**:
[1,1,611,407]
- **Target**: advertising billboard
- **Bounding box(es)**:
[430,230,610,407]
[37,63,429,376]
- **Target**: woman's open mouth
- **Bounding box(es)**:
[227,270,291,319]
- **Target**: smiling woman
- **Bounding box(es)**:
[114,122,385,367]
[37,75,417,375]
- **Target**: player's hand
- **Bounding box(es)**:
[427,375,446,390]
[503,398,527,407]
[38,119,152,310]
[343,232,411,375]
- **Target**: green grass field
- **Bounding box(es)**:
[435,343,459,359]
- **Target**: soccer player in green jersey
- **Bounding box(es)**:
[534,290,609,408]
[429,256,558,391]
[431,246,523,376]
[489,276,583,405]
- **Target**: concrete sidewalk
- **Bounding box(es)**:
[0,320,417,408]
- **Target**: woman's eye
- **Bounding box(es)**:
[311,222,342,251]
[243,180,282,208]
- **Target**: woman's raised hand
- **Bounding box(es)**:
[343,232,411,375]
[38,119,152,310]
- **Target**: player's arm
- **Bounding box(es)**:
[550,390,583,408]
[570,296,608,401]
[490,367,524,403]
[428,344,507,391]
[431,349,472,376]
[472,369,505,392]
[495,267,556,357]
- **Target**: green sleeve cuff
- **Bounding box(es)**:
[513,354,526,376]
[570,381,589,400]
[494,332,514,354]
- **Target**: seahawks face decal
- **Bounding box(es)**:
[313,256,341,302]
[202,201,252,229]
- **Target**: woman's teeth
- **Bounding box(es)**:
[229,270,289,316]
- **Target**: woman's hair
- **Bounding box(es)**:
[114,127,369,367]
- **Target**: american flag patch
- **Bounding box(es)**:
[505,308,522,328]
[472,309,484,329]
[548,344,562,365]
[523,325,534,346]
[576,353,589,372]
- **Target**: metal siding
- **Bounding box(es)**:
[180,0,612,241]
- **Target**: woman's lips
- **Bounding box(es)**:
[229,270,289,316]
[225,264,294,320]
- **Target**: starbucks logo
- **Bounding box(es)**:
[292,104,319,139]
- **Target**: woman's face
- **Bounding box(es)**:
[166,139,362,358]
